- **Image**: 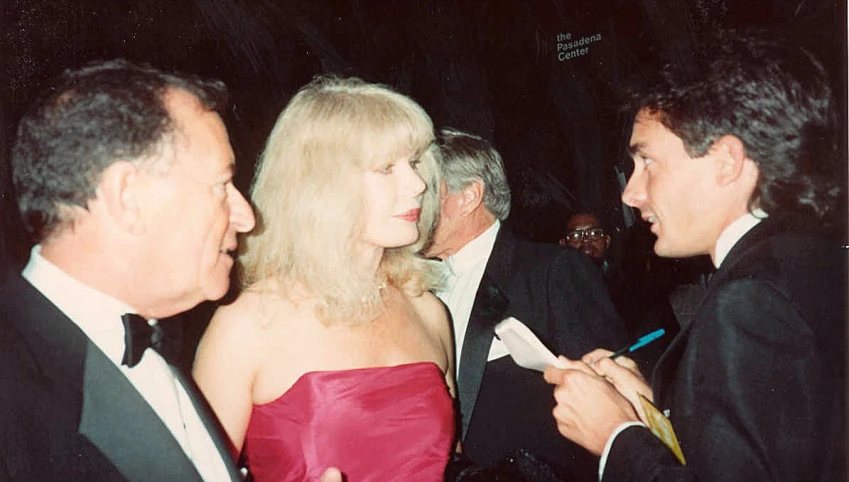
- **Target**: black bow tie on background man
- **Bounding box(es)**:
[121,313,164,368]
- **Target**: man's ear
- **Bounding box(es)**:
[458,179,485,217]
[712,135,750,187]
[98,161,145,235]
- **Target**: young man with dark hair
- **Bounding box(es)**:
[545,30,846,481]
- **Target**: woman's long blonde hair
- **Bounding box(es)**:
[241,75,444,324]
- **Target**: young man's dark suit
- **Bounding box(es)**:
[458,227,627,481]
[0,272,242,482]
[603,217,846,481]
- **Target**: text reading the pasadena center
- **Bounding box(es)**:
[557,32,601,61]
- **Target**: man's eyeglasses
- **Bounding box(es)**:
[565,227,606,243]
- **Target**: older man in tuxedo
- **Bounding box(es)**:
[0,60,341,482]
[545,31,846,481]
[429,128,627,481]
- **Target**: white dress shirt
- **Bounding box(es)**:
[598,209,767,480]
[713,209,768,268]
[436,220,504,376]
[22,246,231,482]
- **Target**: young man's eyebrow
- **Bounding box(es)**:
[628,142,644,156]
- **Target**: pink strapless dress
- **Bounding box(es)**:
[244,362,455,482]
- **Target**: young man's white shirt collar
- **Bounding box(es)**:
[22,245,232,481]
[713,208,768,268]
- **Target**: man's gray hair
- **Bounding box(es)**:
[437,128,511,220]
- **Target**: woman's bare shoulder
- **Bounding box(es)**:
[408,289,445,310]
[407,290,450,332]
[204,285,302,344]
[212,290,268,328]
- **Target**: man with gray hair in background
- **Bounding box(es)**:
[428,128,626,481]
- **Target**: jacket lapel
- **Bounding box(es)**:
[78,345,205,482]
[457,274,509,438]
[1,273,233,481]
[652,220,777,404]
[457,227,514,438]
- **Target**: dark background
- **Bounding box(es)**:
[3,0,846,250]
[1,2,846,354]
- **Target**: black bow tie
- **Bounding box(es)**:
[121,313,163,368]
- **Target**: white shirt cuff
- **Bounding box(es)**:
[598,421,646,481]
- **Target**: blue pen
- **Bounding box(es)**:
[609,328,666,359]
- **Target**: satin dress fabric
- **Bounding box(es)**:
[245,362,455,481]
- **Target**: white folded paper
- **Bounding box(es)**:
[494,317,567,372]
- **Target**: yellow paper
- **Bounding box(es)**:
[638,394,687,465]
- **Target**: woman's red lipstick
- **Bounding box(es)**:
[396,208,421,222]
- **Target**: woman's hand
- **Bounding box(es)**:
[319,467,343,482]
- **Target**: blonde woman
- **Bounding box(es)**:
[193,76,455,482]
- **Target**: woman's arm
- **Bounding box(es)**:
[418,291,457,398]
[192,300,258,456]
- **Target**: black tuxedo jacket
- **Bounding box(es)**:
[603,218,846,481]
[0,272,241,481]
[458,227,627,481]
